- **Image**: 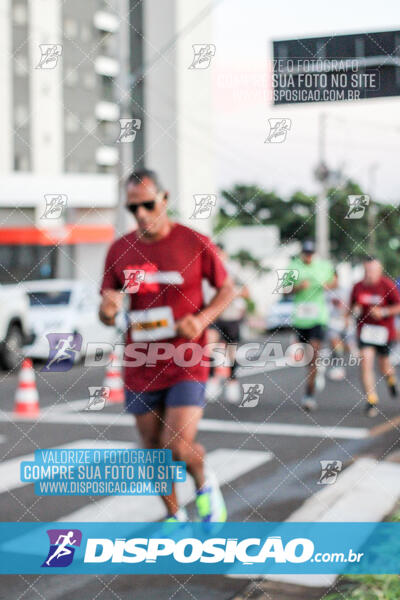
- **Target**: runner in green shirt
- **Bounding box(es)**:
[288,240,336,411]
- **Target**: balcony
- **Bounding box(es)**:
[93,11,119,33]
[96,146,118,166]
[95,101,119,122]
[94,56,119,78]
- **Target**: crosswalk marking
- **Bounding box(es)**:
[1,408,369,439]
[199,419,368,440]
[0,439,133,496]
[1,447,272,557]
[231,458,400,588]
[59,448,273,522]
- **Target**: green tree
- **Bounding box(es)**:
[215,180,400,279]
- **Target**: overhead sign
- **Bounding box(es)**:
[272,30,400,104]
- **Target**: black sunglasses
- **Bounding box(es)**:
[126,200,156,215]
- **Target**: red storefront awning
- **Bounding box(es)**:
[0,225,115,245]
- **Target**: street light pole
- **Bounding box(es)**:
[367,163,379,255]
[115,0,132,238]
[315,113,330,259]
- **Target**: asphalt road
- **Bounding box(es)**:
[1,332,400,600]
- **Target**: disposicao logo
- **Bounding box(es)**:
[42,529,82,567]
[83,536,314,565]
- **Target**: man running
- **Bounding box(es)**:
[348,257,400,417]
[326,277,349,382]
[288,240,336,411]
[99,169,234,522]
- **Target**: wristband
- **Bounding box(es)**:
[115,310,131,334]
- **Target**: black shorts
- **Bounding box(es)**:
[358,340,392,356]
[212,319,241,343]
[295,325,325,343]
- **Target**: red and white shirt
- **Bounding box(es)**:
[350,276,400,342]
[100,223,228,391]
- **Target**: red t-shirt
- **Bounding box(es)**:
[100,223,228,391]
[350,276,400,341]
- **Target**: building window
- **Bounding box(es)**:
[81,25,92,43]
[65,113,80,133]
[84,117,97,132]
[0,245,57,282]
[64,18,78,39]
[100,75,114,101]
[65,69,79,86]
[13,4,27,25]
[83,71,96,89]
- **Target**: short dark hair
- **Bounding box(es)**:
[125,168,163,191]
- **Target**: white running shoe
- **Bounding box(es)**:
[225,379,241,404]
[163,507,188,523]
[205,377,222,402]
[315,367,326,392]
[328,366,346,381]
[301,396,318,411]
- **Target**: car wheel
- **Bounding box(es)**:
[0,323,23,371]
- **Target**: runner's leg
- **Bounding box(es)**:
[377,353,398,397]
[160,405,205,490]
[134,408,180,517]
[377,353,395,377]
[360,346,377,397]
[359,346,380,416]
[306,339,321,396]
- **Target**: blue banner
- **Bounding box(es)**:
[20,449,186,496]
[1,522,400,574]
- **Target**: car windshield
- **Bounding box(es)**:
[28,291,72,306]
[279,295,293,303]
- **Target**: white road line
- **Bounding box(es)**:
[0,439,133,496]
[236,363,288,377]
[199,419,368,440]
[231,458,400,588]
[59,448,273,522]
[287,457,400,522]
[0,409,369,440]
[1,448,273,556]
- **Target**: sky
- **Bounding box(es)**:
[213,0,400,203]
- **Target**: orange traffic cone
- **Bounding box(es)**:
[103,351,124,403]
[14,358,39,417]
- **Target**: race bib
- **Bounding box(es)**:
[296,302,319,319]
[360,324,389,346]
[128,306,175,341]
[330,317,345,332]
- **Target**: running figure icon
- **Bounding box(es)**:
[43,333,81,371]
[45,531,77,566]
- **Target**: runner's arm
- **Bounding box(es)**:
[292,280,309,293]
[370,282,400,320]
[176,277,235,339]
[323,272,338,291]
[99,289,123,326]
[198,276,235,328]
